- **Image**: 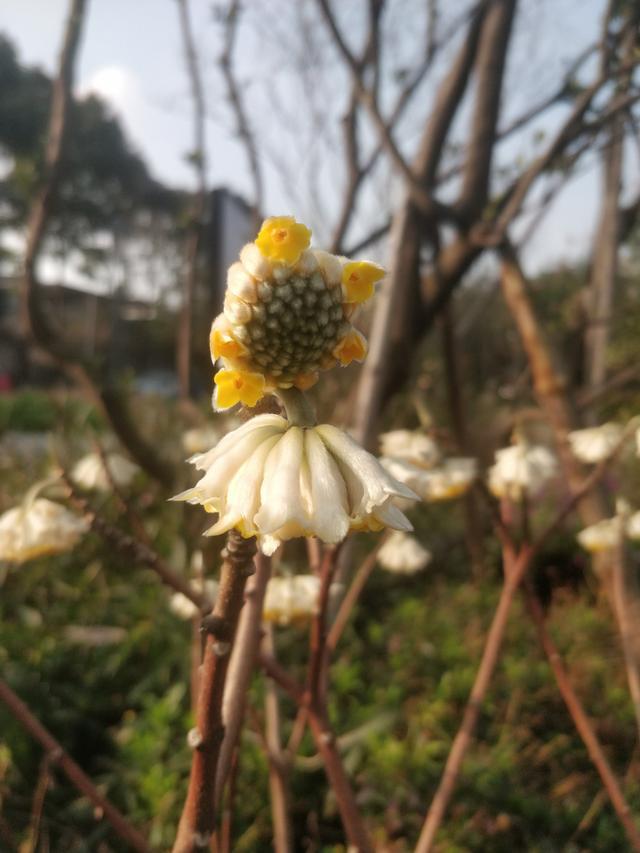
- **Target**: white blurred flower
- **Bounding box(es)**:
[380,455,476,505]
[576,517,622,553]
[0,498,89,564]
[262,575,320,626]
[488,444,557,500]
[418,458,477,502]
[627,511,640,541]
[71,452,139,492]
[377,531,431,575]
[169,578,219,620]
[568,423,623,464]
[172,415,417,555]
[379,430,441,469]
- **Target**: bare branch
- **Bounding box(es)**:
[220,0,264,225]
[0,679,150,853]
[173,532,257,853]
[176,0,209,401]
[456,0,518,218]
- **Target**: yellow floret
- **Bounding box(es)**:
[333,329,368,366]
[214,369,266,409]
[210,326,248,361]
[255,216,312,266]
[342,261,385,303]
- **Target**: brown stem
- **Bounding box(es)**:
[263,626,294,852]
[523,581,640,851]
[214,551,272,804]
[415,545,533,853]
[218,747,240,853]
[172,531,257,853]
[62,477,208,608]
[0,679,150,853]
[326,534,388,655]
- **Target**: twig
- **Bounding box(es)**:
[523,580,640,851]
[219,0,263,226]
[0,679,150,853]
[176,0,208,401]
[260,651,374,852]
[61,475,208,607]
[172,531,257,853]
[326,533,388,654]
[214,551,272,804]
[414,544,533,853]
[415,430,631,852]
[23,754,51,853]
[218,747,240,853]
[263,625,294,852]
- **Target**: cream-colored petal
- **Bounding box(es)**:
[317,425,418,514]
[313,250,342,286]
[255,428,309,534]
[240,242,272,280]
[305,428,350,543]
[189,415,286,469]
[371,499,413,532]
[205,434,279,536]
[227,262,258,303]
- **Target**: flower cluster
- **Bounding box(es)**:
[488,442,557,501]
[379,429,477,505]
[377,531,431,575]
[0,497,89,564]
[172,415,417,555]
[567,423,623,464]
[71,452,139,492]
[210,216,383,410]
[262,575,321,626]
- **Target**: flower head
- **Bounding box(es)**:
[172,415,417,555]
[262,575,320,626]
[568,423,623,464]
[379,430,441,469]
[577,517,622,553]
[418,458,477,502]
[209,217,383,410]
[377,531,431,575]
[71,452,139,492]
[488,443,557,500]
[0,498,89,564]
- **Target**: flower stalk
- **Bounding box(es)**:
[172,531,257,853]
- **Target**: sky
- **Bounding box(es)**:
[2,0,635,279]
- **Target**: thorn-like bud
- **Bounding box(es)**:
[213,640,231,657]
[187,727,203,749]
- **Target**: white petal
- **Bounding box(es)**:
[240,242,272,280]
[305,429,350,543]
[205,434,279,536]
[317,425,418,514]
[189,415,286,469]
[255,428,309,534]
[372,500,413,532]
[227,262,258,303]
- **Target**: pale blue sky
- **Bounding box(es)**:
[3,0,634,276]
